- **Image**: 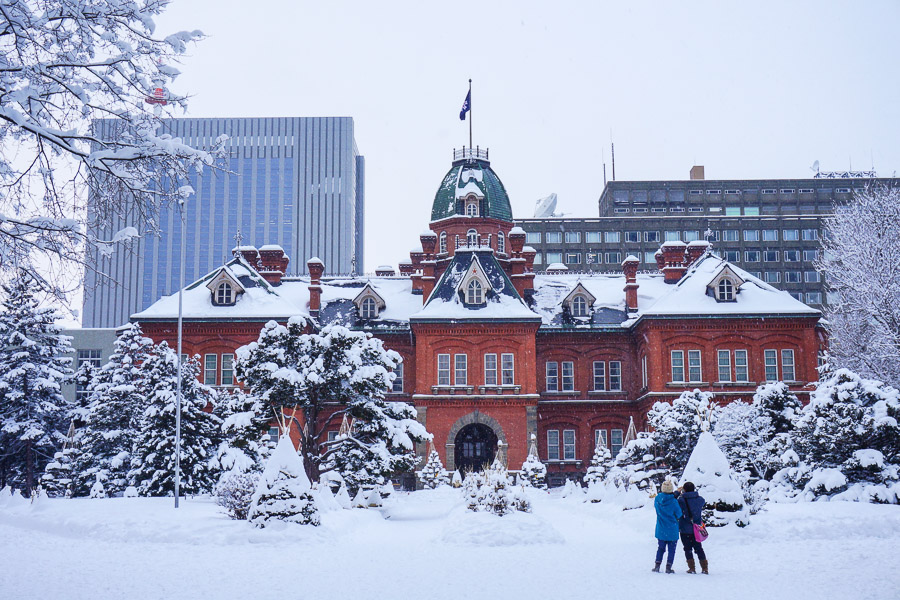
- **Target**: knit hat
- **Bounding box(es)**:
[661,480,675,494]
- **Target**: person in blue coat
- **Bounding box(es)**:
[652,479,682,573]
[675,481,708,574]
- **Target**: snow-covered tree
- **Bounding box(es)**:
[463,463,530,516]
[781,369,900,502]
[236,321,429,490]
[248,434,319,527]
[584,437,614,487]
[648,389,716,473]
[0,269,73,493]
[215,471,259,520]
[819,185,900,388]
[0,1,225,299]
[419,443,449,489]
[128,343,220,496]
[519,435,547,489]
[212,388,269,479]
[681,431,749,526]
[609,432,668,492]
[70,323,153,496]
[40,447,77,498]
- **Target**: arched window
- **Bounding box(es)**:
[467,229,478,246]
[572,295,588,317]
[497,231,505,254]
[466,279,484,304]
[439,231,447,254]
[361,297,377,318]
[466,202,478,216]
[215,282,233,305]
[717,278,734,301]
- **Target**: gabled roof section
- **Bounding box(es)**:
[352,283,386,310]
[411,249,539,322]
[562,283,597,308]
[706,265,746,296]
[185,255,274,294]
[204,266,246,296]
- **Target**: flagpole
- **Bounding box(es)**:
[468,79,473,150]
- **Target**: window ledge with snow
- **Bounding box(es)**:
[542,390,581,396]
[478,384,521,394]
[430,385,475,395]
[667,381,709,387]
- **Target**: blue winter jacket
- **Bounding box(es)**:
[676,490,706,534]
[654,492,682,541]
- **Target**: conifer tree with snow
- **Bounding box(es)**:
[648,389,716,473]
[608,432,669,492]
[41,447,77,498]
[681,429,749,526]
[819,185,900,388]
[70,323,153,496]
[519,434,548,489]
[0,269,74,493]
[236,322,429,493]
[248,433,320,527]
[419,443,449,489]
[128,343,220,496]
[584,437,614,487]
[212,388,269,478]
[781,369,900,502]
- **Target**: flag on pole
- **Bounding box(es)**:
[459,89,471,121]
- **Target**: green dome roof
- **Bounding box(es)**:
[431,158,513,222]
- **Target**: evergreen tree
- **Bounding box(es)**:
[71,323,153,496]
[40,447,77,498]
[648,389,716,473]
[584,437,614,487]
[608,432,669,492]
[519,435,548,489]
[754,381,802,436]
[236,322,429,492]
[128,343,220,496]
[784,369,900,500]
[682,431,749,526]
[0,269,73,493]
[419,443,449,489]
[212,388,269,478]
[248,434,319,527]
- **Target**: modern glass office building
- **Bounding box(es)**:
[83,117,364,328]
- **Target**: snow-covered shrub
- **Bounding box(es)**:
[463,468,531,516]
[248,435,319,528]
[584,440,613,487]
[775,369,900,502]
[451,470,463,488]
[610,433,668,492]
[89,474,106,499]
[334,484,352,509]
[648,389,717,474]
[419,448,449,489]
[41,449,76,498]
[123,486,138,498]
[216,472,260,520]
[560,479,584,498]
[519,454,548,490]
[681,431,748,526]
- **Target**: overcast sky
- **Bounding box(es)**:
[153,0,900,273]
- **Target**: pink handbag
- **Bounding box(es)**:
[693,522,709,542]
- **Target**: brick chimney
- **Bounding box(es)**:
[375,265,396,277]
[307,257,324,317]
[258,245,290,285]
[419,231,437,257]
[690,165,705,180]
[508,227,526,254]
[686,240,711,267]
[660,241,688,283]
[232,245,260,266]
[622,255,640,312]
[398,260,414,276]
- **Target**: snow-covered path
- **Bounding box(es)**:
[1,489,897,599]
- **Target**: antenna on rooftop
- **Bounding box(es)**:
[610,130,616,181]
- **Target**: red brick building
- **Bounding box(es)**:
[135,149,824,486]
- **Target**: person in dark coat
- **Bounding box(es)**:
[652,479,682,573]
[675,481,708,574]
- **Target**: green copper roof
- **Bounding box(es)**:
[430,158,513,222]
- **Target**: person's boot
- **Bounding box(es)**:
[686,559,696,574]
[700,559,709,574]
[651,561,661,573]
[665,563,676,574]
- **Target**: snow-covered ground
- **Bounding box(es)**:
[1,488,898,599]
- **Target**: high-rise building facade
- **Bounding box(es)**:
[83,117,364,328]
[516,174,899,307]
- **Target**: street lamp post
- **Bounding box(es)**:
[174,196,186,508]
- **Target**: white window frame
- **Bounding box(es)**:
[546,361,559,391]
[454,354,467,386]
[735,350,749,382]
[215,282,233,305]
[501,353,515,385]
[562,430,576,460]
[764,349,778,382]
[466,279,484,304]
[439,231,447,253]
[717,278,734,301]
[361,297,378,319]
[391,362,404,393]
[204,354,217,385]
[592,361,606,391]
[497,231,505,254]
[484,353,498,386]
[437,354,451,386]
[641,355,648,388]
[572,295,588,317]
[688,350,702,382]
[610,429,624,456]
[561,361,575,391]
[718,350,731,382]
[671,350,685,383]
[609,361,622,391]
[466,229,478,246]
[782,349,796,381]
[221,353,235,386]
[547,430,560,461]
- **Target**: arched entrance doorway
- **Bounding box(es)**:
[454,423,498,473]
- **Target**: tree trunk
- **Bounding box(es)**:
[25,440,34,495]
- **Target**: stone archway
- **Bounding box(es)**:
[445,411,507,472]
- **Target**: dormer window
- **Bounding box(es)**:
[466,201,479,217]
[572,295,588,317]
[467,279,484,304]
[497,231,505,254]
[216,282,234,305]
[361,297,377,319]
[439,231,447,254]
[467,229,478,246]
[717,278,735,301]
